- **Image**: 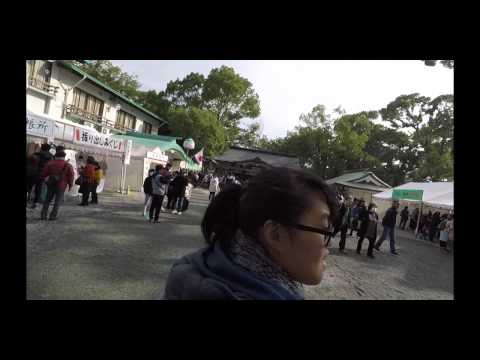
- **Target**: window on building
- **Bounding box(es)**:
[71,88,104,122]
[27,60,57,94]
[143,122,152,134]
[27,60,52,83]
[116,110,136,131]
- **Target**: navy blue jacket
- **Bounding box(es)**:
[382,207,398,228]
[163,241,304,300]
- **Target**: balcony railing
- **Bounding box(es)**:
[65,104,136,133]
[28,76,59,96]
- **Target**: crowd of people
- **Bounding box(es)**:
[330,194,454,255]
[396,205,454,253]
[329,196,398,258]
[27,144,105,220]
[142,163,196,223]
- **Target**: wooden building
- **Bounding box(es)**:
[213,147,301,180]
[326,170,391,203]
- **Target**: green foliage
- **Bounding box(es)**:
[78,60,141,100]
[257,94,453,186]
[202,66,261,140]
[135,90,172,119]
[78,60,452,182]
[423,60,454,69]
[380,93,431,131]
[167,107,227,158]
[164,73,205,108]
[234,122,262,148]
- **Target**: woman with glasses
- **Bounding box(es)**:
[163,167,338,300]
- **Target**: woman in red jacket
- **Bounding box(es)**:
[79,156,97,206]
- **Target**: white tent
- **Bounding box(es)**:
[373,182,453,206]
[373,182,453,230]
[423,192,454,210]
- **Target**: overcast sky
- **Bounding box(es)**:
[111,60,453,139]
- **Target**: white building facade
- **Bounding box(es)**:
[26,60,166,135]
[26,60,169,194]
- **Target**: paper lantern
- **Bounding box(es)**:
[183,138,195,150]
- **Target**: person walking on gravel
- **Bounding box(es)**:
[374,199,400,255]
[399,206,409,230]
[349,199,360,236]
[209,174,219,201]
[143,168,155,218]
[330,196,352,252]
[39,149,74,220]
[356,203,378,258]
[149,165,168,223]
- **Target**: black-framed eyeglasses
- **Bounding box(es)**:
[284,223,334,241]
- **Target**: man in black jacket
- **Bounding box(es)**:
[30,143,53,209]
[399,206,409,230]
[143,169,155,217]
[329,196,352,252]
[374,200,400,255]
[171,171,189,215]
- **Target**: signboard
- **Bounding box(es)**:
[146,148,169,162]
[392,189,424,201]
[26,113,55,139]
[73,128,124,152]
[124,139,133,165]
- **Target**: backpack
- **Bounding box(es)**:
[46,163,68,188]
[143,176,153,194]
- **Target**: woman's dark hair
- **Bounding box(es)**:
[41,143,51,152]
[368,203,377,211]
[155,164,164,171]
[201,167,339,249]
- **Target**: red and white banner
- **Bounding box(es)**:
[73,127,124,152]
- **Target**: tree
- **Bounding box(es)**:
[380,93,431,133]
[234,122,262,148]
[77,60,141,100]
[164,73,205,108]
[423,60,454,69]
[330,112,375,176]
[268,105,337,179]
[167,107,227,158]
[162,66,261,145]
[415,146,453,181]
[379,93,453,183]
[135,90,173,123]
[202,66,261,142]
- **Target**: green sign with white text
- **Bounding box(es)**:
[392,189,424,201]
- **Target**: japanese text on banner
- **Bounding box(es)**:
[73,128,124,152]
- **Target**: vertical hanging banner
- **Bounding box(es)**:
[123,139,133,165]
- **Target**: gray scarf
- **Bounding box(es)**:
[229,230,304,298]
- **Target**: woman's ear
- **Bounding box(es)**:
[262,220,289,254]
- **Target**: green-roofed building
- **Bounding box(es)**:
[110,132,201,192]
[26,60,201,194]
[326,170,391,203]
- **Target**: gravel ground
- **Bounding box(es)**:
[26,189,453,300]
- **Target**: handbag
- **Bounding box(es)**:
[75,175,83,186]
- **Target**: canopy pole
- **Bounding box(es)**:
[415,202,423,237]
